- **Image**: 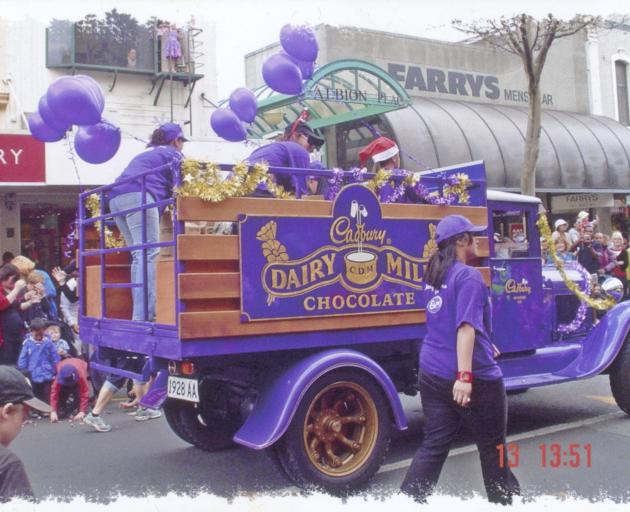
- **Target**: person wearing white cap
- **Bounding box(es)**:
[551,218,571,252]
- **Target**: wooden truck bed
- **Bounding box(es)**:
[85,196,489,340]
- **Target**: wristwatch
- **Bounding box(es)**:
[456,371,473,383]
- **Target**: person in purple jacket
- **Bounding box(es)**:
[401,215,520,504]
[108,122,187,321]
[247,119,324,197]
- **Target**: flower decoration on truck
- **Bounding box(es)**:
[256,220,290,304]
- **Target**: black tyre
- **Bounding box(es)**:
[610,338,630,415]
[163,400,195,444]
[163,398,238,451]
[275,369,392,494]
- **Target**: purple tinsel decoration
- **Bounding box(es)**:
[62,215,79,259]
[323,168,468,206]
[557,262,592,335]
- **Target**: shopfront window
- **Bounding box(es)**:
[20,204,76,272]
[616,60,630,127]
[491,209,530,259]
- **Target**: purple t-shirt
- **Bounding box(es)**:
[109,145,183,203]
[420,261,502,380]
[247,141,312,194]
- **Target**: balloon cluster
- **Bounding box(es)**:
[210,23,318,143]
[210,87,257,142]
[263,24,318,95]
[28,75,121,164]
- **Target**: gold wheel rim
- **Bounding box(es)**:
[303,380,379,477]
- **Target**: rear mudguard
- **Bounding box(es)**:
[558,300,630,378]
[139,370,169,410]
[233,349,408,450]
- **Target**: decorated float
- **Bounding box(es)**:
[28,23,630,493]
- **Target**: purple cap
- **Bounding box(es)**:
[436,214,486,242]
[159,123,189,143]
[57,363,79,387]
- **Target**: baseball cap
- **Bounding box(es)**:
[554,218,568,229]
[436,214,486,243]
[285,122,324,148]
[0,367,51,413]
[57,364,79,387]
[159,123,189,143]
[577,211,589,220]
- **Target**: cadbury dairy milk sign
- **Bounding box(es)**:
[386,63,554,106]
[239,184,440,321]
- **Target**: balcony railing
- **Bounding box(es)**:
[46,20,200,76]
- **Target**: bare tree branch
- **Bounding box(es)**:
[451,12,603,196]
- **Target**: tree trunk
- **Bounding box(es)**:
[521,87,542,197]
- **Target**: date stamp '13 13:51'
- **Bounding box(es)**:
[497,443,592,469]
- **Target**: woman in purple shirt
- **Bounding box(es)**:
[108,123,186,321]
[401,215,520,504]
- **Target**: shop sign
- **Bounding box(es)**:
[386,63,554,106]
[306,85,401,106]
[0,134,45,183]
[239,184,433,321]
[551,193,614,212]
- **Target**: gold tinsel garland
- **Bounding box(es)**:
[85,194,125,249]
[537,212,616,311]
[176,160,293,202]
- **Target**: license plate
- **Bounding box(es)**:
[167,377,199,403]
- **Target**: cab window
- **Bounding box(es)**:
[491,209,530,258]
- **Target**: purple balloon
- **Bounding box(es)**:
[283,52,315,80]
[229,88,258,124]
[74,121,121,164]
[280,24,318,62]
[47,76,103,126]
[27,112,66,142]
[262,53,303,95]
[38,95,71,133]
[210,108,247,142]
[75,75,105,112]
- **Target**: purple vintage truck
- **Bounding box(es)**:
[79,160,630,492]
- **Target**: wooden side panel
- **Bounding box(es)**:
[180,310,425,339]
[85,265,132,320]
[156,259,176,325]
[177,197,487,225]
[179,272,240,299]
[178,235,239,261]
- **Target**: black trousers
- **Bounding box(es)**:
[401,372,520,504]
[31,381,52,405]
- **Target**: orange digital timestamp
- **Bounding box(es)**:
[496,443,593,468]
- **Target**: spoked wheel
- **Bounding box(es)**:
[276,369,391,493]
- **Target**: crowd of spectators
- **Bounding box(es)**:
[546,212,629,299]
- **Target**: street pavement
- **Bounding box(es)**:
[12,374,630,502]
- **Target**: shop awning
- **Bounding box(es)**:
[385,97,630,193]
[240,59,411,138]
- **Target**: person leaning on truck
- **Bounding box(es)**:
[246,118,324,197]
[107,123,187,322]
[401,215,520,505]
